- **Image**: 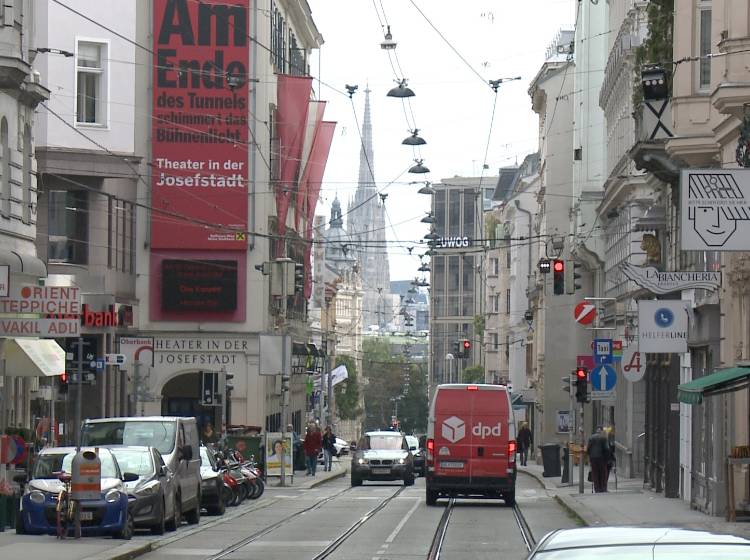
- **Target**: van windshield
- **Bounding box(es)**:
[81,421,176,455]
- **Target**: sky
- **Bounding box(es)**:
[307,0,575,281]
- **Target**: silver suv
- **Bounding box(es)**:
[351,431,414,486]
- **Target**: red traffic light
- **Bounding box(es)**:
[60,371,68,383]
[462,340,471,349]
[553,260,564,273]
[575,367,587,379]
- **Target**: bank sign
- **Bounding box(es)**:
[151,0,249,249]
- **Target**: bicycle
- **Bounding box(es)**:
[54,471,81,539]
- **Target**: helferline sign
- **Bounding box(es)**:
[681,169,750,251]
[621,263,721,294]
[151,0,250,250]
[638,299,689,354]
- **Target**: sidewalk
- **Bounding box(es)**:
[519,462,750,539]
[0,461,347,560]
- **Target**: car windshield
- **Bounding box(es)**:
[81,421,176,455]
[31,453,68,479]
[110,449,154,476]
[57,451,119,479]
[200,447,215,468]
[366,435,404,450]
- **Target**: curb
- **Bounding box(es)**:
[309,467,346,488]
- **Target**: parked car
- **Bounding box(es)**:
[199,446,226,515]
[16,447,135,538]
[350,430,414,486]
[108,446,177,534]
[317,437,351,464]
[405,435,425,476]
[81,416,202,526]
[527,527,750,559]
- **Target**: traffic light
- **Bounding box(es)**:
[58,372,69,395]
[461,339,471,360]
[294,263,305,294]
[562,374,572,395]
[452,340,461,358]
[552,259,565,295]
[575,367,589,403]
[565,261,583,294]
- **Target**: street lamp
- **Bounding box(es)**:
[445,353,455,384]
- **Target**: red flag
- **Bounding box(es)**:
[295,101,327,230]
[275,75,312,255]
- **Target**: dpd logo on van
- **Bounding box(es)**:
[473,422,502,439]
[442,416,466,443]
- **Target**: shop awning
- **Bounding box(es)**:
[677,367,750,405]
[1,338,65,377]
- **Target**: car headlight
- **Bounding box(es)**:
[105,489,122,503]
[398,458,406,465]
[357,458,369,465]
[29,490,46,504]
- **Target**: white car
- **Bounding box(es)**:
[318,437,350,464]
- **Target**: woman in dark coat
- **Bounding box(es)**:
[303,423,322,476]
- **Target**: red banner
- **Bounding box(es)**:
[295,101,327,230]
[302,121,336,298]
[275,75,312,254]
[151,0,250,250]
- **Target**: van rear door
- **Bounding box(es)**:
[468,387,511,482]
[432,387,472,478]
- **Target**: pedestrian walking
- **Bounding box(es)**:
[604,424,616,488]
[322,426,337,472]
[586,426,611,493]
[517,422,533,466]
[303,423,322,476]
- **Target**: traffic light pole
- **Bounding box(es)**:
[579,401,585,494]
[75,336,83,450]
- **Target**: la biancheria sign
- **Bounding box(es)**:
[621,263,721,294]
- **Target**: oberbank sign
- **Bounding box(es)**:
[438,236,472,248]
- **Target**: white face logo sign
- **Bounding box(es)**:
[442,416,466,443]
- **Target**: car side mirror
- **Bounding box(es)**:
[122,472,139,482]
[181,445,193,461]
[13,473,27,484]
[159,465,169,477]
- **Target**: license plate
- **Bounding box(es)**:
[372,467,391,474]
[79,511,93,521]
[441,461,464,469]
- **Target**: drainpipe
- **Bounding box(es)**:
[513,199,533,302]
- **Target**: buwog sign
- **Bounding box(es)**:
[152,0,249,249]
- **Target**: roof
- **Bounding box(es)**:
[539,527,750,550]
[84,416,191,423]
[677,366,750,404]
[492,167,520,202]
[365,430,404,437]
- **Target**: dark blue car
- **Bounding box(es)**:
[17,446,135,539]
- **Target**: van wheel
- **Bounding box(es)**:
[426,487,438,506]
[504,492,516,506]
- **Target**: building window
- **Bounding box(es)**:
[489,258,499,276]
[48,190,88,264]
[505,235,512,268]
[493,332,499,350]
[490,294,499,313]
[76,41,107,125]
[449,189,461,236]
[22,125,31,224]
[698,2,712,90]
[1,117,8,218]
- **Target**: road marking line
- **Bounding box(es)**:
[385,497,421,543]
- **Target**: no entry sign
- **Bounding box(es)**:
[574,301,596,325]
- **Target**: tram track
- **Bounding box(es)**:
[426,499,536,559]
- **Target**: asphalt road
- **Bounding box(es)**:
[136,471,577,560]
[2,471,578,560]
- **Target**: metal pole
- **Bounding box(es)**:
[280,353,287,487]
[50,390,56,446]
[326,353,333,427]
[578,401,585,494]
[568,376,574,485]
[75,336,83,450]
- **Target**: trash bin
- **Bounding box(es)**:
[541,443,561,477]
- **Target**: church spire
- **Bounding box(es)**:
[357,87,375,190]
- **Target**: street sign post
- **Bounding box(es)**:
[593,338,613,364]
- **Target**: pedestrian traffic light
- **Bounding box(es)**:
[58,372,69,395]
[575,367,589,403]
[552,259,565,295]
[565,261,583,294]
